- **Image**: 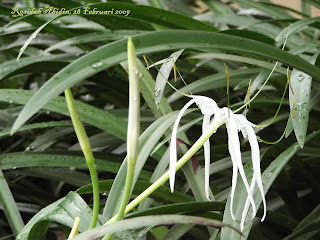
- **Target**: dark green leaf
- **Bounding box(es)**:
[71,214,241,240]
[12,30,320,134]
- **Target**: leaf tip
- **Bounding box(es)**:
[10,121,20,136]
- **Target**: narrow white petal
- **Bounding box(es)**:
[240,173,256,231]
[224,109,257,218]
[203,114,211,200]
[220,108,238,220]
[246,124,267,221]
[170,98,197,192]
[229,143,238,221]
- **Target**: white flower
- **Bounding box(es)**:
[169,96,219,199]
[170,95,266,231]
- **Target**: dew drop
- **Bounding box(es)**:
[297,74,305,83]
[91,62,103,69]
[155,88,161,97]
[25,146,33,151]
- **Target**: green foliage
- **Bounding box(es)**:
[0,0,320,239]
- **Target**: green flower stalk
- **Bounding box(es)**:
[102,37,140,240]
[64,88,99,229]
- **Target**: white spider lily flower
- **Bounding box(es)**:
[169,95,219,197]
[170,95,267,231]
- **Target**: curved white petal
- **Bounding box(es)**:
[240,173,256,231]
[246,124,266,221]
[203,114,211,200]
[169,98,197,192]
[229,137,239,221]
[194,95,219,115]
[236,115,266,229]
[222,108,257,219]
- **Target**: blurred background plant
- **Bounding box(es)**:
[0,0,320,239]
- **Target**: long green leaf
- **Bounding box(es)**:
[283,204,320,240]
[187,53,287,74]
[0,121,73,139]
[12,30,320,134]
[0,153,151,180]
[13,167,90,187]
[69,132,122,151]
[202,0,234,15]
[77,179,193,204]
[0,89,127,140]
[301,0,311,16]
[146,0,165,9]
[0,169,24,236]
[127,201,224,218]
[284,222,320,240]
[0,53,75,80]
[16,192,104,240]
[154,49,184,108]
[276,17,320,43]
[304,0,320,9]
[197,14,304,48]
[39,1,216,31]
[138,148,170,211]
[232,0,292,19]
[28,127,74,150]
[72,215,240,240]
[161,225,193,240]
[16,18,58,60]
[0,34,58,52]
[168,68,262,103]
[289,54,318,148]
[44,30,147,53]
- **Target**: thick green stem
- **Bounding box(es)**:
[105,113,225,225]
[64,88,99,229]
[88,164,100,229]
[0,169,24,236]
[102,37,140,240]
[102,161,135,240]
